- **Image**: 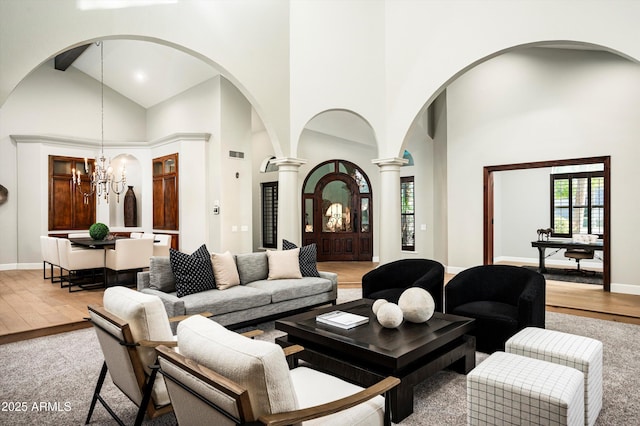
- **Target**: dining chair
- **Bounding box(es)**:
[41,236,62,283]
[129,232,143,239]
[57,238,104,291]
[105,238,154,287]
[152,234,171,257]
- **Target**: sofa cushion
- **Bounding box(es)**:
[267,249,302,280]
[282,239,320,277]
[236,252,269,285]
[149,256,176,293]
[177,315,298,418]
[179,285,272,316]
[247,277,333,303]
[170,245,217,297]
[290,366,385,426]
[211,251,240,290]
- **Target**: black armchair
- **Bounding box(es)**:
[445,264,545,354]
[362,258,444,312]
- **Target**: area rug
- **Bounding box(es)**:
[523,265,603,285]
[0,289,637,425]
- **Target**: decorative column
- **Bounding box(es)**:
[271,157,307,247]
[372,157,408,264]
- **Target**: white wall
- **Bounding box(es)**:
[290,0,386,157]
[150,75,253,254]
[446,48,640,293]
[1,62,146,265]
[494,168,550,260]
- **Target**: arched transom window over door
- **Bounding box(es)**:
[302,160,372,261]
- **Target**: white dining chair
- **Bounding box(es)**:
[105,238,154,287]
[57,238,105,291]
[153,234,172,257]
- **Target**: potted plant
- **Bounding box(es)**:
[89,222,110,241]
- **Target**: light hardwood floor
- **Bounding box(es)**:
[1,262,639,345]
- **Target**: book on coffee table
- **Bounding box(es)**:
[316,310,369,329]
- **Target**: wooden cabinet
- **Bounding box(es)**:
[153,153,179,231]
[48,156,96,231]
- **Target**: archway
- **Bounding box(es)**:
[302,160,373,261]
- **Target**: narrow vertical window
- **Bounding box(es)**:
[261,182,278,248]
[401,176,415,251]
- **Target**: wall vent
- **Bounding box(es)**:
[229,150,245,159]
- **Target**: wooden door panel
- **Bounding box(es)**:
[163,176,178,229]
[50,178,73,230]
[152,178,164,228]
[302,160,373,262]
[49,156,96,231]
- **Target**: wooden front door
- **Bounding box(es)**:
[302,160,372,261]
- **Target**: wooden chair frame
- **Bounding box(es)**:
[85,304,175,426]
[86,304,258,426]
[156,344,400,426]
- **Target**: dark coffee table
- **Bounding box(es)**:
[275,299,476,422]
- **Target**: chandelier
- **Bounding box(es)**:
[71,41,127,204]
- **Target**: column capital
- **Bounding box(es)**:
[371,157,408,170]
[271,157,307,170]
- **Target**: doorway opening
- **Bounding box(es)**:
[483,156,610,291]
[302,160,373,261]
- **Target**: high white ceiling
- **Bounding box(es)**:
[71,39,217,109]
[69,40,375,143]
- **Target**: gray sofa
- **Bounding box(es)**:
[137,252,338,329]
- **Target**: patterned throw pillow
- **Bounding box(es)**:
[282,239,320,277]
[169,244,217,297]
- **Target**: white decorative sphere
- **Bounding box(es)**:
[376,302,403,328]
[398,287,435,323]
[372,299,388,315]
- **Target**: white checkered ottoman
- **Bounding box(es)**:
[467,352,584,426]
[506,327,602,426]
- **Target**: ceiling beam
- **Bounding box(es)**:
[54,44,91,71]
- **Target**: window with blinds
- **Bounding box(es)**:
[261,182,278,248]
[401,176,415,251]
[551,171,604,238]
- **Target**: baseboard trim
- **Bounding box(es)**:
[611,282,640,296]
[0,263,40,271]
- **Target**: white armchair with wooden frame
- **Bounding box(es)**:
[156,315,400,426]
[85,286,258,426]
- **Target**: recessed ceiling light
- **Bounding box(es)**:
[134,71,147,83]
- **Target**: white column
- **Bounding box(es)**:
[271,157,307,248]
[372,157,407,264]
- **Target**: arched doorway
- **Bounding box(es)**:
[302,160,372,261]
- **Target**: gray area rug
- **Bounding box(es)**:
[522,265,603,285]
[0,289,638,425]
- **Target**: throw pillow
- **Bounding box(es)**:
[266,248,302,280]
[282,239,320,277]
[149,256,176,293]
[169,244,217,297]
[235,252,269,284]
[211,251,240,290]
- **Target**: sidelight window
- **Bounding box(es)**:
[401,176,415,251]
